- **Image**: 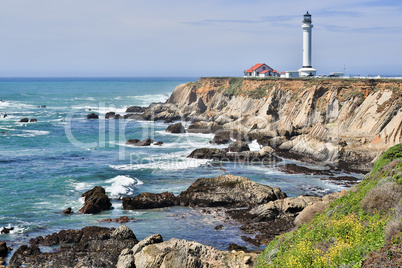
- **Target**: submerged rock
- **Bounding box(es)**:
[178,175,286,208]
[29,118,37,122]
[79,186,112,214]
[11,226,138,268]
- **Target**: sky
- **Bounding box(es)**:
[0,0,401,77]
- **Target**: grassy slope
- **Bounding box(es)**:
[255,144,402,268]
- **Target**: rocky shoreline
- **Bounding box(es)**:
[2,173,346,267]
[2,77,400,267]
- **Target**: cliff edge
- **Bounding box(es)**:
[160,77,401,171]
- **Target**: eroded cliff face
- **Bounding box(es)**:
[164,77,401,171]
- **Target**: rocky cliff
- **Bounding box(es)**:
[159,77,401,171]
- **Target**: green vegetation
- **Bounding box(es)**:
[221,77,244,97]
[255,144,402,268]
[372,144,402,175]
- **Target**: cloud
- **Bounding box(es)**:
[324,25,402,34]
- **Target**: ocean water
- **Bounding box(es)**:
[0,77,359,255]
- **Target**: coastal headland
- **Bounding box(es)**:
[148,77,401,172]
[1,77,401,267]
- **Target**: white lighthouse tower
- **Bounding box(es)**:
[298,12,316,77]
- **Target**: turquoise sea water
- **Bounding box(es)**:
[0,77,358,256]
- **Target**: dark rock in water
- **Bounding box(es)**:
[0,227,14,234]
[279,164,334,176]
[227,196,316,246]
[188,147,281,163]
[210,130,232,144]
[300,185,329,197]
[166,122,186,134]
[62,207,72,214]
[187,121,222,134]
[178,175,286,208]
[0,241,8,258]
[105,111,116,119]
[12,226,138,268]
[256,135,286,149]
[19,118,29,123]
[3,114,7,118]
[228,243,249,252]
[136,138,154,146]
[79,186,112,214]
[125,106,145,113]
[100,216,136,224]
[86,113,99,119]
[123,192,178,210]
[124,113,144,120]
[114,114,122,119]
[214,225,223,230]
[228,141,250,152]
[37,105,46,108]
[125,138,154,146]
[322,176,359,187]
[29,119,37,122]
[154,141,163,146]
[188,148,227,160]
[126,139,140,145]
[113,216,136,224]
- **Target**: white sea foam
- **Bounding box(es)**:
[72,97,96,101]
[0,100,36,110]
[23,130,50,135]
[105,175,143,198]
[126,94,169,105]
[74,181,95,192]
[249,140,263,151]
[0,223,26,235]
[110,158,210,171]
[14,130,50,137]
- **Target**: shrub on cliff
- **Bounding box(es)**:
[255,144,402,268]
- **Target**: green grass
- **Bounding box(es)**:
[255,144,402,268]
[221,77,244,97]
[372,144,402,175]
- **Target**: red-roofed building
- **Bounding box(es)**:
[244,63,278,77]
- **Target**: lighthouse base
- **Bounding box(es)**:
[298,67,316,77]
